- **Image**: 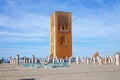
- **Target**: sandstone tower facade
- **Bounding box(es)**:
[50,11,72,59]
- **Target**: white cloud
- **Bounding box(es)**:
[72,3,120,41]
[0,31,49,42]
[0,0,50,42]
[0,13,50,42]
[0,13,49,32]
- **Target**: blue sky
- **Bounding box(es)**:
[0,0,120,58]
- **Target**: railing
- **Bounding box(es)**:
[23,62,68,68]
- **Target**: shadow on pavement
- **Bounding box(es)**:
[19,78,35,80]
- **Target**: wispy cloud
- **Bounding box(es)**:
[0,0,50,43]
[72,0,120,42]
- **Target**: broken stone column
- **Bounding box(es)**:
[116,54,120,65]
[69,57,72,64]
[47,57,50,62]
[32,55,35,63]
[39,58,41,63]
[53,58,55,63]
[108,57,111,63]
[59,58,62,63]
[63,59,65,63]
[87,58,90,64]
[97,56,100,63]
[16,54,19,65]
[110,56,113,63]
[13,59,15,64]
[10,57,13,64]
[81,58,84,63]
[90,57,93,63]
[9,56,12,64]
[24,56,26,64]
[35,58,38,64]
[28,58,31,63]
[56,57,59,63]
[93,58,96,64]
[76,57,80,64]
[82,57,85,63]
[99,58,103,65]
[104,56,108,64]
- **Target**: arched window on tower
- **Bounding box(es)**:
[60,36,67,45]
[61,36,65,45]
[62,25,64,30]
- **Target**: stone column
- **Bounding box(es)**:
[24,56,26,64]
[61,59,63,63]
[9,56,12,64]
[32,55,35,63]
[47,57,50,62]
[93,58,96,64]
[53,58,55,63]
[110,56,113,63]
[13,58,15,64]
[85,56,87,63]
[87,58,90,64]
[81,57,84,63]
[104,56,108,64]
[90,57,93,63]
[28,58,30,63]
[108,58,111,63]
[56,57,59,63]
[99,58,103,65]
[11,58,14,64]
[97,56,100,63]
[16,54,19,65]
[35,58,38,64]
[39,58,41,63]
[59,58,61,63]
[116,54,120,65]
[69,57,72,64]
[76,57,80,64]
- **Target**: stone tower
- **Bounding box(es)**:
[50,11,72,59]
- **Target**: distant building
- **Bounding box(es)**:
[50,11,72,59]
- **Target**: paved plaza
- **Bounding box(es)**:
[0,63,120,80]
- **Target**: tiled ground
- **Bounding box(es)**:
[0,63,120,80]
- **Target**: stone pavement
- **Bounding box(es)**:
[0,63,120,80]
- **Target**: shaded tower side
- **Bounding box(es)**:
[50,11,72,59]
[50,12,56,58]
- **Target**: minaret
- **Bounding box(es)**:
[50,11,72,59]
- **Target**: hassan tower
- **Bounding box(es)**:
[50,11,72,59]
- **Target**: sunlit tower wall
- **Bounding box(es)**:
[50,11,72,59]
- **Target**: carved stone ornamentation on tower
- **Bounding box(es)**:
[58,13,69,31]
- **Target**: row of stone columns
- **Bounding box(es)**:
[9,53,120,66]
[9,55,36,65]
[9,54,19,65]
[73,53,120,66]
